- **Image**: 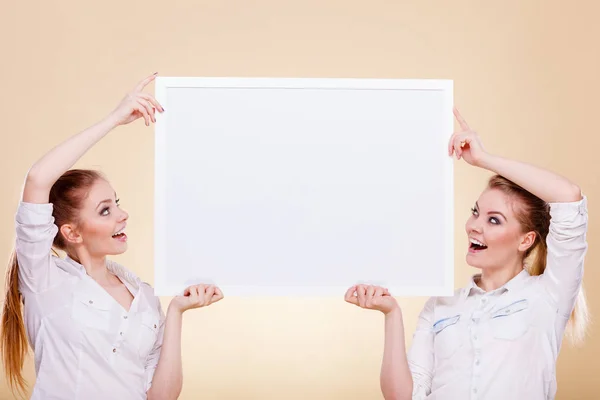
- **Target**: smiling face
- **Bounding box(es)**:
[465,188,536,271]
[59,179,129,257]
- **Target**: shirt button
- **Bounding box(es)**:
[474,335,478,340]
[123,316,128,319]
[120,332,123,336]
[154,324,157,329]
[88,300,93,304]
[112,348,116,353]
[473,388,478,394]
[475,359,480,366]
[481,298,487,303]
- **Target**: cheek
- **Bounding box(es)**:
[485,225,519,250]
[80,218,115,240]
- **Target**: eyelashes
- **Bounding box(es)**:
[100,199,120,216]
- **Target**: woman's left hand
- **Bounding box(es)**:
[448,108,489,167]
[169,284,224,313]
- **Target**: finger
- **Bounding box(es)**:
[344,286,359,306]
[137,99,155,123]
[365,285,376,308]
[139,93,165,113]
[204,285,216,305]
[356,285,367,308]
[211,287,224,303]
[453,107,470,131]
[185,286,198,304]
[452,134,467,159]
[448,132,456,156]
[135,104,150,126]
[183,286,192,296]
[134,72,158,92]
[193,285,206,306]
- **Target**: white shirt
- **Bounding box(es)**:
[407,197,588,400]
[15,202,165,400]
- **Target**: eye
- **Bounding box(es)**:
[471,207,479,216]
[115,198,120,207]
[489,217,500,225]
[100,207,110,216]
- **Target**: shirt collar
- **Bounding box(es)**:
[461,268,530,299]
[64,256,141,292]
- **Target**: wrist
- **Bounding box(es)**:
[167,301,185,316]
[384,305,402,318]
[475,152,497,170]
[101,112,121,130]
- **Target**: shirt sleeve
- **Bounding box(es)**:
[542,195,588,318]
[407,297,436,399]
[144,294,166,392]
[15,201,60,293]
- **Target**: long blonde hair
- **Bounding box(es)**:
[488,175,589,345]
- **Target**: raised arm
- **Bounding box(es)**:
[448,108,581,203]
[23,73,163,204]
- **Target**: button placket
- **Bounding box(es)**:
[116,313,131,346]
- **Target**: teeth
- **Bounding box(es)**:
[470,238,486,247]
[112,228,126,237]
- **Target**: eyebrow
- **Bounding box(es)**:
[475,202,507,221]
[96,193,118,210]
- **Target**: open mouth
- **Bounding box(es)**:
[112,227,127,241]
[469,238,488,252]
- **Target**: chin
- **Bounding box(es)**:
[466,253,486,269]
[107,243,128,255]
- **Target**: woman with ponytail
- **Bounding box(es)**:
[1,74,223,399]
[345,109,589,400]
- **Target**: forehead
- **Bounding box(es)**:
[477,188,516,215]
[86,179,116,204]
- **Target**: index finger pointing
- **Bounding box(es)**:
[453,107,470,131]
[134,72,158,92]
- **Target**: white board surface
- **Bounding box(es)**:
[154,77,454,296]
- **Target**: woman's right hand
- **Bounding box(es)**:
[344,284,400,315]
[108,73,165,127]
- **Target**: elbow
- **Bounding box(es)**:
[25,167,50,190]
[568,184,583,202]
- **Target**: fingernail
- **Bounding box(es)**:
[153,72,158,75]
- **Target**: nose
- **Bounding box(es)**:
[465,217,482,235]
[119,208,129,222]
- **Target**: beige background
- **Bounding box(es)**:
[1,1,599,399]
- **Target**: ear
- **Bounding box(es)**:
[518,231,537,253]
[60,224,83,245]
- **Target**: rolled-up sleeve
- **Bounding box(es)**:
[542,196,588,318]
[15,202,59,293]
[144,296,166,392]
[407,297,436,399]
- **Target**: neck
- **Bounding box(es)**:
[477,259,523,292]
[69,250,112,284]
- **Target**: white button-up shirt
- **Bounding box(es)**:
[407,197,588,400]
[15,202,165,400]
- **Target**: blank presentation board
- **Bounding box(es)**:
[154,77,454,297]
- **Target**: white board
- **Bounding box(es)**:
[154,77,454,297]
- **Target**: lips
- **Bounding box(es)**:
[469,237,488,252]
[112,225,127,241]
